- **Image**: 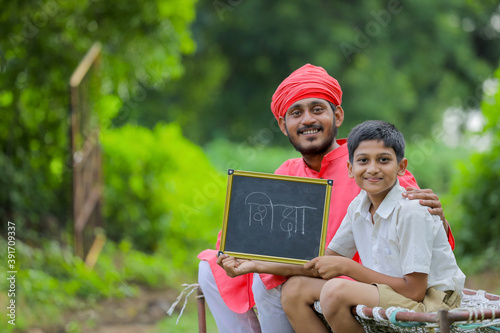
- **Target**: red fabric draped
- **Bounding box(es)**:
[270,64,343,121]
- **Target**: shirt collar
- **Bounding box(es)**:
[322,138,348,164]
[376,180,404,219]
[354,180,404,220]
[354,191,372,220]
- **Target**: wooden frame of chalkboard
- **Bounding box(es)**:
[220,169,332,265]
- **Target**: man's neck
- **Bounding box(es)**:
[302,140,340,172]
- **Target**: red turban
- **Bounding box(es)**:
[270,64,342,121]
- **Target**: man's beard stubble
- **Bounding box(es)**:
[285,124,338,156]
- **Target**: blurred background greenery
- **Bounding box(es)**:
[1,0,500,331]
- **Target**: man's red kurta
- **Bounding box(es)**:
[198,139,455,313]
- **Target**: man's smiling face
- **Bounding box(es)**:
[280,98,339,156]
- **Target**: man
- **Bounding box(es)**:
[198,64,453,333]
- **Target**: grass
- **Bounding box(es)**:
[0,237,199,332]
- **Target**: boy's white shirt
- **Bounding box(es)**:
[328,180,465,294]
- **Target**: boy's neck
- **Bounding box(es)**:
[368,197,384,215]
[368,203,377,221]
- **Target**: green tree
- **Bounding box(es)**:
[150,0,500,145]
[447,64,500,264]
[0,0,197,240]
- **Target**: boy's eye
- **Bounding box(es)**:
[379,157,390,162]
[357,158,368,163]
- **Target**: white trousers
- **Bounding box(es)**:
[198,261,294,333]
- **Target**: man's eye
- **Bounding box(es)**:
[290,110,301,117]
[313,107,323,113]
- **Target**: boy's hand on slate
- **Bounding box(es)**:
[304,256,349,280]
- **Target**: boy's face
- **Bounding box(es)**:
[347,139,408,202]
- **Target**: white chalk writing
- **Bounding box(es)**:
[244,192,317,237]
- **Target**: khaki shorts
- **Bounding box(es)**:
[375,284,461,312]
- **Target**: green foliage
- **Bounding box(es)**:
[155,0,500,145]
[0,237,183,332]
[446,65,500,267]
[101,123,224,268]
[0,0,197,240]
[406,138,468,194]
[204,137,300,174]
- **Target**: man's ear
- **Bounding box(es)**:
[347,160,354,178]
[398,158,408,176]
[278,116,288,136]
[334,106,345,128]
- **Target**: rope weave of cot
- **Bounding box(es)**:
[313,289,500,332]
[358,305,442,331]
[452,290,500,331]
[316,302,437,331]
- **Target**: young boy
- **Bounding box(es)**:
[281,120,465,333]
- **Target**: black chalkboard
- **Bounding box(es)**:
[220,170,332,265]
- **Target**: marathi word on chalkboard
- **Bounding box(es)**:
[220,169,332,265]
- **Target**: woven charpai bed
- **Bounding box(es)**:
[313,288,500,333]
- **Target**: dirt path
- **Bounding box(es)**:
[85,324,156,333]
[464,270,500,294]
[22,287,182,333]
[75,287,179,333]
[24,285,212,333]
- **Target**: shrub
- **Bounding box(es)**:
[101,123,225,270]
[445,65,500,269]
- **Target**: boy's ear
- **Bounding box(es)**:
[398,158,408,176]
[347,160,354,178]
[278,116,288,136]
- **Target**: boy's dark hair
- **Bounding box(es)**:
[347,120,405,163]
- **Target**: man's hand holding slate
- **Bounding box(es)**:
[217,253,257,277]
